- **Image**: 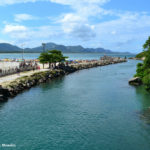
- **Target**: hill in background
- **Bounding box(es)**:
[0,42,131,54]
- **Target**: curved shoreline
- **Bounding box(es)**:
[0,58,127,102]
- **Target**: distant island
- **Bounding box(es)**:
[0,42,132,54]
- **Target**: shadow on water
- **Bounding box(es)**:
[135,86,150,124]
[39,76,65,92]
[136,86,150,109]
[0,101,7,110]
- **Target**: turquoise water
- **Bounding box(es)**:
[0,53,134,60]
[1,58,150,149]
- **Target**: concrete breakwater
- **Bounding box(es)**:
[0,57,126,102]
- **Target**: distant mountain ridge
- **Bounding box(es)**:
[0,42,131,54]
[0,43,22,52]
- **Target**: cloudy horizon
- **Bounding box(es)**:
[0,0,150,53]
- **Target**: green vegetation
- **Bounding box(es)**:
[136,37,150,59]
[38,50,68,68]
[136,51,147,59]
[135,36,150,90]
[38,52,50,68]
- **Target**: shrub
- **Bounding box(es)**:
[134,63,144,78]
[142,74,150,91]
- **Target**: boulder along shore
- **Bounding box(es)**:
[0,57,127,102]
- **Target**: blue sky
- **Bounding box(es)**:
[0,0,150,53]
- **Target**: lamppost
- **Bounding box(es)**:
[42,43,46,52]
[21,43,25,60]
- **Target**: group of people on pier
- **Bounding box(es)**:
[0,60,39,77]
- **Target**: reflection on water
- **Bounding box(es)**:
[136,86,150,110]
[40,77,65,92]
[0,102,5,110]
[135,86,150,124]
[140,108,150,125]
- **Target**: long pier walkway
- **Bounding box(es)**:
[0,68,49,86]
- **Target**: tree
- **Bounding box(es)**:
[136,36,150,73]
[142,37,150,68]
[38,52,49,69]
[135,36,150,91]
[38,50,68,69]
[48,50,68,67]
[143,36,150,51]
[135,63,144,78]
[47,53,53,68]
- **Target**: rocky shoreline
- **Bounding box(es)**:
[0,58,127,102]
[128,77,142,86]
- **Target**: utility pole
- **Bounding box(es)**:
[42,43,46,52]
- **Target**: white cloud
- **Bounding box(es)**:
[52,0,112,41]
[60,14,85,24]
[2,24,29,40]
[3,24,27,33]
[59,13,87,33]
[50,0,109,5]
[2,23,63,47]
[0,0,41,5]
[51,0,111,18]
[58,13,96,40]
[14,14,37,22]
[0,0,110,6]
[93,12,150,51]
[0,0,111,42]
